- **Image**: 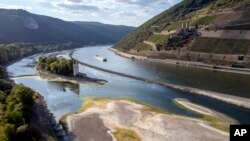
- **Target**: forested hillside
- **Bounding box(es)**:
[0,9,134,44]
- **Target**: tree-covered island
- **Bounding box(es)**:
[37,56,74,76]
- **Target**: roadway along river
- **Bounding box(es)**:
[7,45,250,124]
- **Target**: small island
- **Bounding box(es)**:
[36,56,107,85]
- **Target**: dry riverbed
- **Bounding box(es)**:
[65,98,235,141]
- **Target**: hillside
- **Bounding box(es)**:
[114,0,250,67]
[0,9,134,44]
[114,0,218,51]
[74,21,134,43]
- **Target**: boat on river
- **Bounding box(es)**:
[95,55,107,62]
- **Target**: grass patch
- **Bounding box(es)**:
[80,97,109,112]
[203,115,229,132]
[190,37,250,54]
[114,97,169,115]
[165,22,183,31]
[147,35,169,44]
[191,16,216,26]
[80,97,169,115]
[114,127,141,141]
[133,43,152,51]
[185,6,212,19]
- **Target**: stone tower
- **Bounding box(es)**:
[186,21,189,30]
[73,61,79,76]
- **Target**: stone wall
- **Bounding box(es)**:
[131,49,250,65]
[201,30,250,39]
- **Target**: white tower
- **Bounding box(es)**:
[73,61,79,76]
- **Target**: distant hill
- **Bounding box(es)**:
[0,9,135,45]
[74,21,134,43]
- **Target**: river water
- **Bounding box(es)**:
[7,45,250,124]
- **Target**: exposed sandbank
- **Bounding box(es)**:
[37,69,107,86]
[66,98,233,141]
[174,98,238,132]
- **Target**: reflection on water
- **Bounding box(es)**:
[49,82,80,96]
[13,76,82,121]
[7,46,250,124]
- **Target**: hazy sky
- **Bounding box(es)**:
[0,0,181,26]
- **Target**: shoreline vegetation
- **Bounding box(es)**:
[70,49,250,109]
[0,45,70,141]
[0,46,108,141]
[0,83,58,141]
[110,48,250,75]
[36,56,107,85]
[62,97,234,141]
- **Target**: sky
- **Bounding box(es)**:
[0,0,181,27]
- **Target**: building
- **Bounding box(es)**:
[73,61,79,76]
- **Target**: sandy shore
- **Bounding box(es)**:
[66,98,232,141]
[174,98,238,124]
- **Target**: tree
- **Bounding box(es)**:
[3,110,25,127]
[10,85,35,106]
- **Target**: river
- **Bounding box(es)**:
[7,45,250,124]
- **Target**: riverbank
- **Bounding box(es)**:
[31,94,61,141]
[37,69,107,86]
[70,51,250,109]
[66,98,231,141]
[109,48,250,75]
